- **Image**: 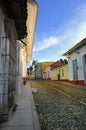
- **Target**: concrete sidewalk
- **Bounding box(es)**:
[0,81,41,130]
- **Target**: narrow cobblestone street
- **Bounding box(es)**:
[30,81,86,130]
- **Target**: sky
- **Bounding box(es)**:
[31,0,86,64]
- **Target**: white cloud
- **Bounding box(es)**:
[61,21,86,53]
[56,5,86,52]
[33,36,59,52]
[33,5,86,61]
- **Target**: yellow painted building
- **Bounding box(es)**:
[17,0,38,91]
[25,0,38,63]
[21,0,38,79]
[50,64,69,81]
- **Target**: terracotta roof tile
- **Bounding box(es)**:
[51,61,63,70]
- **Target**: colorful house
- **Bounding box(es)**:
[50,61,68,81]
[43,65,54,80]
[63,38,86,85]
[36,62,54,79]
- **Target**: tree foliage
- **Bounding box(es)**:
[27,65,33,75]
[60,59,68,64]
[32,60,38,79]
[32,60,38,69]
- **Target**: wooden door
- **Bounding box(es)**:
[72,60,78,80]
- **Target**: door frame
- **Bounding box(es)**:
[83,54,86,84]
[72,59,78,81]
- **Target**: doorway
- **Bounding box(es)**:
[83,54,86,84]
[58,70,60,80]
[72,60,78,81]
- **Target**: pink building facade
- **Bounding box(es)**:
[43,66,51,80]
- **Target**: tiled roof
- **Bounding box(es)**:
[51,61,63,70]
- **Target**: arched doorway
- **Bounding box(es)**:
[83,54,86,84]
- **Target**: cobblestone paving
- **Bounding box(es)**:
[45,81,86,104]
[30,81,86,130]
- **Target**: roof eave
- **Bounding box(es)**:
[63,38,86,56]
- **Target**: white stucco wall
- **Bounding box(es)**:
[68,45,86,80]
[16,42,23,94]
[20,47,27,78]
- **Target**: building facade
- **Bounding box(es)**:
[15,0,38,89]
[63,38,86,85]
[50,64,68,81]
[36,62,54,79]
[50,61,68,81]
[43,66,51,80]
[0,6,17,120]
[21,0,38,83]
[0,0,38,121]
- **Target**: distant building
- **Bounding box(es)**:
[43,66,51,80]
[63,38,86,85]
[43,63,55,80]
[36,62,54,79]
[50,61,68,81]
